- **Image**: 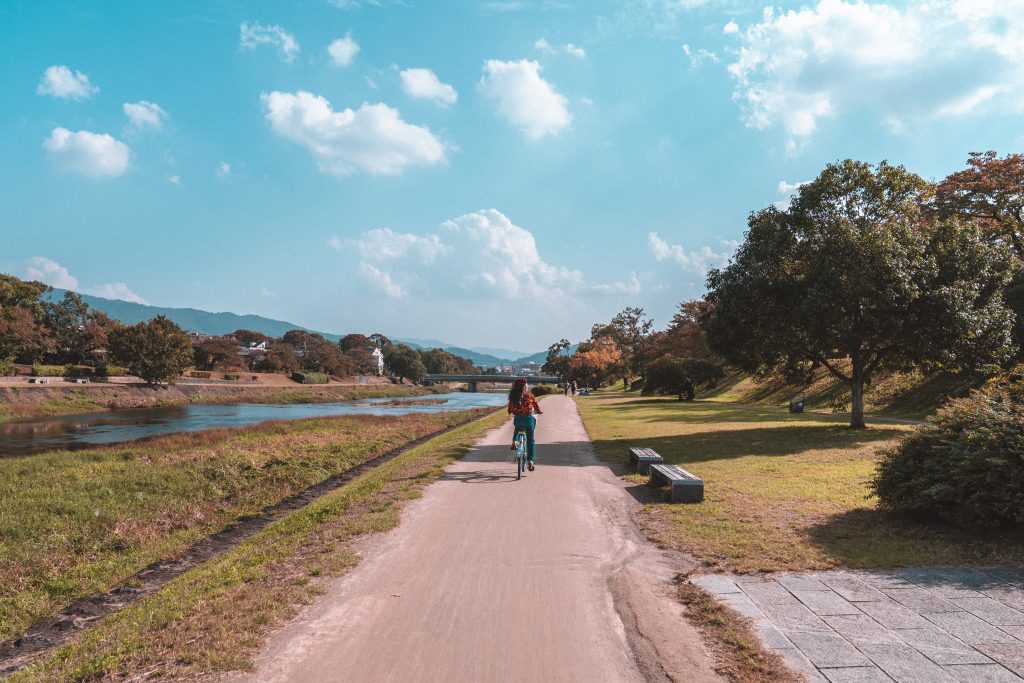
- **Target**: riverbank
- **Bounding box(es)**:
[0,383,432,424]
[0,407,496,646]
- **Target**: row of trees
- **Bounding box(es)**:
[0,275,480,385]
[544,151,1024,429]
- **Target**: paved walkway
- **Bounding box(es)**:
[237,396,723,683]
[693,567,1024,682]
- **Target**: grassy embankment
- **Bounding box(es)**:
[0,407,497,648]
[577,391,1024,573]
[0,383,432,424]
[704,365,988,420]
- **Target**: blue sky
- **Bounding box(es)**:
[3,0,1023,350]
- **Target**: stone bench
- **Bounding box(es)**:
[628,446,664,474]
[649,464,704,503]
[28,377,51,384]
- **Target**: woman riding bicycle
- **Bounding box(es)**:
[508,378,543,471]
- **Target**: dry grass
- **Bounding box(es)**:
[678,581,799,683]
[577,391,1024,572]
[0,408,493,641]
[8,410,508,682]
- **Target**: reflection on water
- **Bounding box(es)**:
[0,392,506,456]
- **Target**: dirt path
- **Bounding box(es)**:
[235,395,723,683]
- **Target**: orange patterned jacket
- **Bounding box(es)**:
[508,392,541,416]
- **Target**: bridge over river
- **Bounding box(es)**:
[423,374,560,392]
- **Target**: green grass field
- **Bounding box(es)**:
[8,408,507,682]
[577,391,1024,572]
[0,408,492,642]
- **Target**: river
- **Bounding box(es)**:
[0,392,507,456]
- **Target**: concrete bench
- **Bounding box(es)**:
[28,377,51,384]
[649,464,704,503]
[69,378,90,384]
[629,446,664,474]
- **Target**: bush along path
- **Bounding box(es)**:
[0,408,497,678]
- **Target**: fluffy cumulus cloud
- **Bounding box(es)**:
[591,274,642,295]
[328,34,360,67]
[123,101,167,130]
[648,233,736,276]
[43,128,131,177]
[25,256,78,289]
[240,21,300,62]
[727,0,1024,147]
[36,65,98,100]
[341,209,586,301]
[261,90,446,176]
[22,257,147,304]
[400,68,458,105]
[683,44,718,68]
[478,59,571,139]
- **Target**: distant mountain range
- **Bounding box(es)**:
[52,290,556,364]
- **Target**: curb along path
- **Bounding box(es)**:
[237,395,723,683]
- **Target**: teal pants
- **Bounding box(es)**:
[513,415,536,462]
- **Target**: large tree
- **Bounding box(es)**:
[703,159,1015,428]
[933,151,1024,259]
[385,344,426,383]
[591,307,653,389]
[108,315,193,385]
[934,151,1024,354]
[568,337,622,388]
[0,275,52,363]
[193,335,243,370]
[542,338,573,380]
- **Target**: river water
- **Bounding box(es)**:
[0,392,507,456]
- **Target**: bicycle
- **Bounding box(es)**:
[513,427,528,480]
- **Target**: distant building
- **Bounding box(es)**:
[371,347,385,376]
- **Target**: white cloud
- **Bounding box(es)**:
[649,232,736,276]
[328,34,360,67]
[348,227,449,263]
[260,286,276,298]
[261,90,446,176]
[400,68,458,105]
[37,65,98,100]
[123,101,167,131]
[774,179,811,209]
[168,175,181,186]
[478,59,571,139]
[535,38,556,54]
[682,44,719,68]
[723,20,739,34]
[216,161,231,177]
[727,1,1024,146]
[240,21,300,62]
[358,262,405,298]
[592,274,642,295]
[25,256,78,289]
[43,128,131,178]
[22,257,147,303]
[340,209,585,301]
[535,39,586,59]
[563,43,586,59]
[89,283,148,304]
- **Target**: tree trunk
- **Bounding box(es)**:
[849,376,866,429]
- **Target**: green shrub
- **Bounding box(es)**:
[31,364,66,377]
[96,365,127,377]
[291,371,329,385]
[223,373,240,380]
[531,384,558,396]
[189,371,212,379]
[872,372,1024,527]
[0,357,15,376]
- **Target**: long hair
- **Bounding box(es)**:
[508,380,526,405]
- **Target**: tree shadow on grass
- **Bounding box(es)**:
[805,507,1024,568]
[589,397,852,425]
[590,423,905,464]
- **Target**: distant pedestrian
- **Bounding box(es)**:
[564,382,570,396]
[571,380,578,396]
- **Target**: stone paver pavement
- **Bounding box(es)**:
[692,568,1024,682]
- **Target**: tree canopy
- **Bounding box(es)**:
[703,159,1016,428]
[109,315,193,385]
